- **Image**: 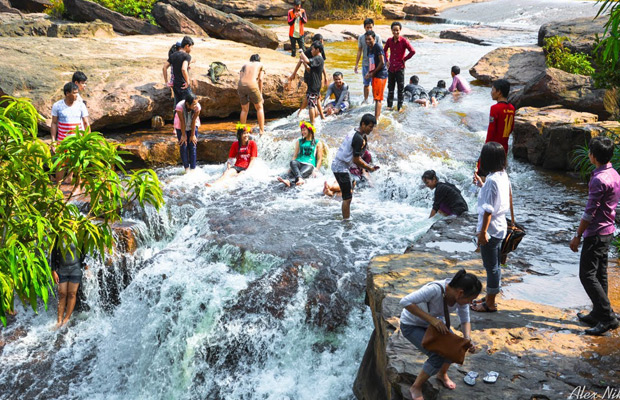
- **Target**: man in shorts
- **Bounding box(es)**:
[354,18,382,104]
[238,54,265,135]
[364,31,388,121]
[299,41,324,125]
[331,113,380,219]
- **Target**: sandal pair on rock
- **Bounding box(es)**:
[464,371,498,386]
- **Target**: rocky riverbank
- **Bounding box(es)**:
[354,215,620,400]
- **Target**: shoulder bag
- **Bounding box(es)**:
[500,185,526,264]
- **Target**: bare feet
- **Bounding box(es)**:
[409,386,423,400]
[323,181,334,196]
[205,182,212,187]
[277,177,291,187]
[436,374,456,390]
[296,178,305,186]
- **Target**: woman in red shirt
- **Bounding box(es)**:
[206,124,258,187]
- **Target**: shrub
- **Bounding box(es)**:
[91,0,157,24]
[45,0,65,18]
[543,36,595,76]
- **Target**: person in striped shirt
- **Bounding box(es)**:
[50,82,90,182]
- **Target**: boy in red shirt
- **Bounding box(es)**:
[383,21,415,111]
[486,79,515,154]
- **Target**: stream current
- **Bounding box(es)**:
[0,2,605,399]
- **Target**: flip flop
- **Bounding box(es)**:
[471,301,497,313]
[464,371,478,386]
[483,371,499,384]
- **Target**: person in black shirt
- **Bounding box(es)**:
[299,41,324,125]
[167,36,194,109]
[422,170,468,217]
[289,34,327,119]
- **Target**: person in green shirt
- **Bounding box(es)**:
[278,121,324,187]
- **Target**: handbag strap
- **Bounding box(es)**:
[431,282,450,330]
[509,183,515,226]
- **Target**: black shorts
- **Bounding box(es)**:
[334,172,353,201]
[233,166,247,173]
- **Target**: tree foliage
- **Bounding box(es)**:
[593,0,620,89]
[0,96,164,325]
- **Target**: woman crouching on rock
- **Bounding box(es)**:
[399,269,481,400]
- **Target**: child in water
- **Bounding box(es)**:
[206,124,258,187]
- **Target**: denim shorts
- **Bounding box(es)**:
[362,65,371,86]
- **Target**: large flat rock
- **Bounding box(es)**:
[197,0,293,18]
[469,46,546,87]
[354,215,620,399]
[440,25,533,46]
[0,35,301,132]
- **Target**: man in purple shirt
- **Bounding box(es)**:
[383,21,415,111]
[570,136,620,335]
[448,65,471,94]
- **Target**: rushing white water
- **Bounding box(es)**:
[0,13,597,400]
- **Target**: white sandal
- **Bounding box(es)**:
[483,371,499,384]
[464,371,478,386]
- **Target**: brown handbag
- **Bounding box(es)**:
[421,284,471,365]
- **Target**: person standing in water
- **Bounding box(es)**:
[331,113,380,219]
[52,242,89,329]
[354,18,382,104]
[364,31,388,121]
[174,92,201,173]
[383,22,415,111]
[238,54,265,136]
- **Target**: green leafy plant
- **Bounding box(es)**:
[91,0,157,24]
[44,0,65,18]
[571,135,620,180]
[543,36,595,76]
[0,96,164,325]
[592,1,620,90]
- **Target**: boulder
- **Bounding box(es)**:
[197,0,292,18]
[63,0,164,35]
[1,0,19,13]
[511,67,619,120]
[512,106,599,167]
[46,20,115,38]
[163,0,279,50]
[440,25,533,47]
[382,0,407,19]
[107,131,235,167]
[0,35,301,132]
[0,12,51,36]
[403,3,438,15]
[469,46,546,87]
[9,0,49,13]
[538,17,607,56]
[151,2,207,37]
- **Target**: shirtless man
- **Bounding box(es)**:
[238,54,265,135]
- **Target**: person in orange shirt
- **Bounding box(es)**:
[287,0,308,57]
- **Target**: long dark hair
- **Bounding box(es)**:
[479,142,507,174]
[236,127,249,144]
[448,269,482,297]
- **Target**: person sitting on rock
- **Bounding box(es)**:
[428,80,449,106]
[404,75,429,107]
[206,124,257,187]
[448,65,471,94]
[52,241,89,329]
[324,148,372,197]
[277,121,323,187]
[323,71,350,116]
[174,92,201,174]
[238,54,265,136]
[421,170,469,218]
[400,269,480,400]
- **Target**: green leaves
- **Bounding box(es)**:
[592,1,620,90]
[543,36,595,76]
[0,97,164,325]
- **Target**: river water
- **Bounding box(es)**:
[0,2,606,399]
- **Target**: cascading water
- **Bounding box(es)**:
[0,8,599,399]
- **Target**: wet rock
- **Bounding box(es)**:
[163,0,279,50]
[526,264,559,276]
[0,0,19,13]
[469,46,546,87]
[9,0,49,13]
[198,0,293,18]
[512,106,598,166]
[151,116,164,129]
[151,2,207,37]
[538,17,607,56]
[107,131,235,167]
[354,249,611,400]
[63,0,164,35]
[46,20,115,38]
[112,221,140,254]
[403,3,438,15]
[511,68,619,121]
[0,35,299,131]
[440,25,532,46]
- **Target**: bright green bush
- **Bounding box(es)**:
[44,0,65,18]
[543,36,595,76]
[91,0,157,24]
